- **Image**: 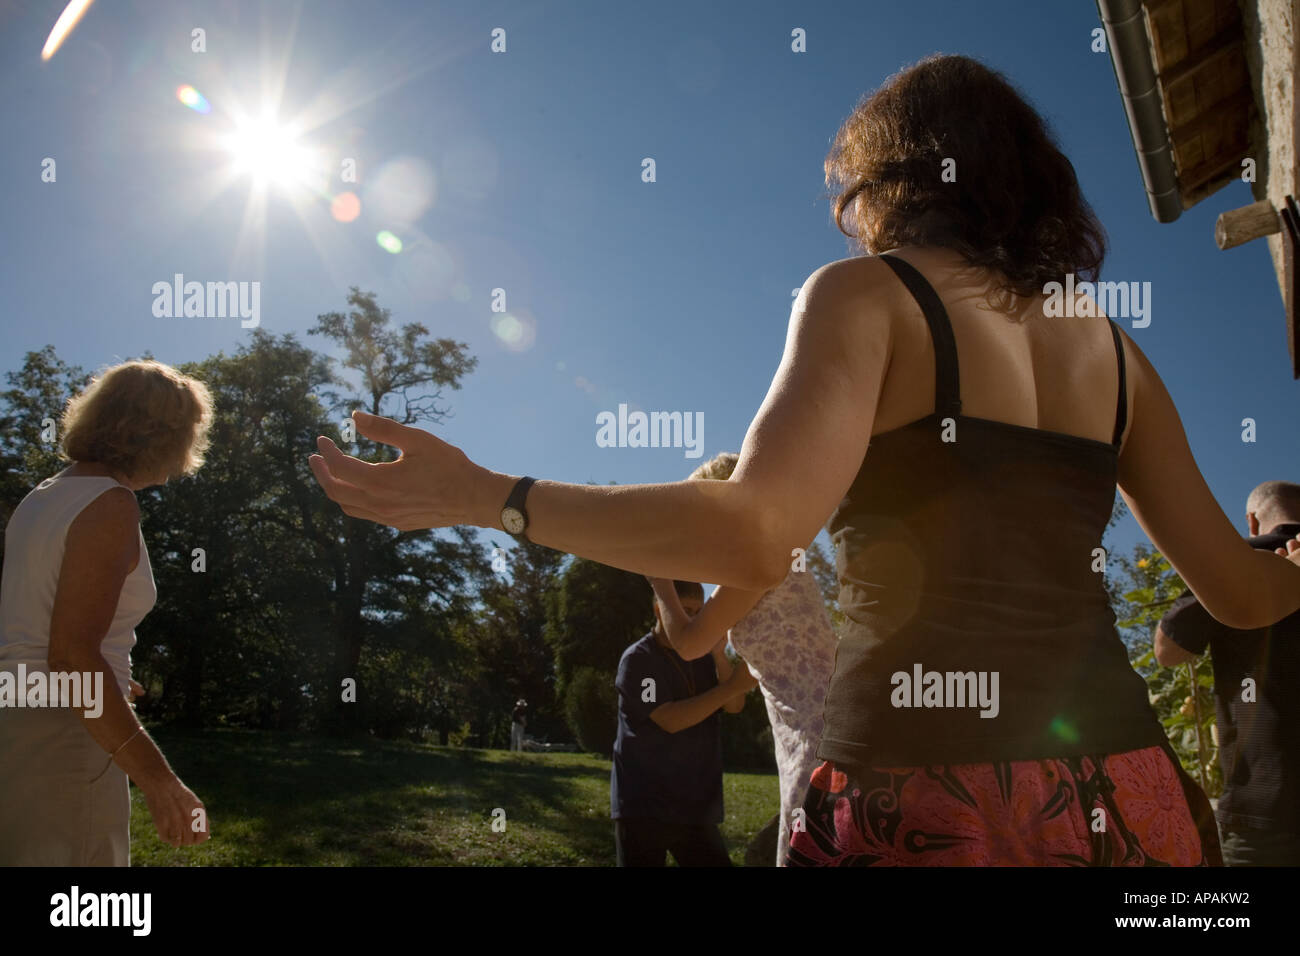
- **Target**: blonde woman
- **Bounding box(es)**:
[0,360,213,865]
[645,452,837,866]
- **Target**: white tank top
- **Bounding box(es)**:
[0,474,156,693]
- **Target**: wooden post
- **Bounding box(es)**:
[1283,197,1300,379]
[1215,199,1281,249]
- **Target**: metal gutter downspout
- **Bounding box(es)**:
[1097,0,1183,222]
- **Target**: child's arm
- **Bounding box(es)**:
[650,666,756,734]
[649,577,768,661]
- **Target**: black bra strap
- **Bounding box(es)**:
[1108,320,1128,447]
[878,255,962,417]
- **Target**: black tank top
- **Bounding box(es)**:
[817,254,1168,767]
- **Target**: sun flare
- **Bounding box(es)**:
[224,117,314,189]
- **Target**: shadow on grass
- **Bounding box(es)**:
[137,728,622,866]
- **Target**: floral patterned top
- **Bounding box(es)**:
[727,565,839,865]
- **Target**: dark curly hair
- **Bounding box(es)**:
[825,54,1106,302]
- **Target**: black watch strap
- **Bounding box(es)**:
[504,476,536,539]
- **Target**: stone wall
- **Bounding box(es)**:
[1240,0,1295,299]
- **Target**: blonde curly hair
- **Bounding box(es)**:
[688,452,738,482]
[61,360,214,479]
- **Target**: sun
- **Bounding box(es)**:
[223,116,314,189]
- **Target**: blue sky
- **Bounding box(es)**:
[1,0,1296,584]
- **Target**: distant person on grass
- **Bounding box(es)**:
[610,579,756,866]
[1155,480,1300,866]
[646,451,838,866]
[0,360,212,865]
[511,698,527,751]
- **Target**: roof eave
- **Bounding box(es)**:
[1097,0,1184,223]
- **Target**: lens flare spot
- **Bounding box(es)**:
[490,311,536,353]
[1048,716,1079,744]
[367,157,437,225]
[176,84,211,114]
[376,230,403,254]
[331,192,361,222]
[41,0,96,61]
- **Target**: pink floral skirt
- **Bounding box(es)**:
[787,744,1219,866]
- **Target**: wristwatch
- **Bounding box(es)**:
[501,476,536,541]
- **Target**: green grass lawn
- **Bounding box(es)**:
[130,727,780,866]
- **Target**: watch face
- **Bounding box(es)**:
[502,508,525,534]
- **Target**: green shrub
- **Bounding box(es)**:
[565,666,617,756]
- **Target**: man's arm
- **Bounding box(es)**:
[1154,589,1219,668]
[1154,623,1198,667]
[650,667,755,734]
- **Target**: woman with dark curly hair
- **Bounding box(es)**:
[0,360,213,865]
[308,55,1300,865]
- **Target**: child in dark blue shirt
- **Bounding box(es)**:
[610,580,756,866]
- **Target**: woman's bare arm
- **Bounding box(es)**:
[1117,331,1300,629]
[309,256,894,591]
[45,488,207,847]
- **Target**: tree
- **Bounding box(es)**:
[307,288,481,733]
[1112,545,1220,796]
[134,333,338,727]
[545,556,654,694]
[0,346,88,555]
[461,539,567,748]
[564,666,617,755]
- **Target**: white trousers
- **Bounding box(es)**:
[0,682,130,866]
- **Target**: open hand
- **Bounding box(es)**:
[309,411,487,531]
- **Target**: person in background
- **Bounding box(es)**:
[610,579,754,866]
[1155,480,1300,865]
[0,360,214,865]
[647,451,838,866]
[510,698,528,751]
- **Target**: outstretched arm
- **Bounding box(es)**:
[1118,330,1300,629]
[308,258,895,592]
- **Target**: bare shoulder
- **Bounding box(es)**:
[67,486,140,544]
[1111,322,1162,435]
[796,255,899,312]
[792,256,901,366]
